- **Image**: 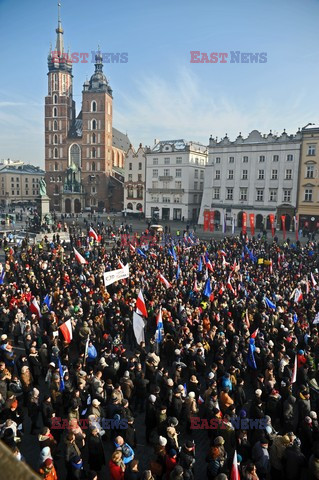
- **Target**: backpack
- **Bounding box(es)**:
[121,443,131,458]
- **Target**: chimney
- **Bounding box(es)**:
[154,138,159,146]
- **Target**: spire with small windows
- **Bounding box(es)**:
[48,2,72,73]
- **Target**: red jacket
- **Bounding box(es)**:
[109,459,125,480]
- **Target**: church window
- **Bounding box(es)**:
[54,135,58,144]
[92,133,96,144]
[53,107,58,117]
[53,94,58,104]
[54,162,59,171]
[92,119,97,130]
[54,148,58,159]
[92,148,96,158]
[92,162,96,171]
[69,144,81,168]
[53,120,58,131]
[91,101,97,112]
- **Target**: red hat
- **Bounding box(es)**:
[44,458,53,467]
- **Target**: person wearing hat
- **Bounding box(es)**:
[88,427,105,472]
[165,449,178,479]
[89,398,104,419]
[188,375,200,398]
[179,440,196,476]
[120,371,134,401]
[39,457,58,480]
[283,437,306,480]
[269,433,291,478]
[184,392,198,433]
[219,387,234,415]
[169,465,184,480]
[252,437,270,480]
[145,395,157,443]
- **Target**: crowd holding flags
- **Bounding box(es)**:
[136,290,148,318]
[73,247,88,265]
[59,319,73,343]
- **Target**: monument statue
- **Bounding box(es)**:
[39,177,47,196]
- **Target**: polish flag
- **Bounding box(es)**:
[89,227,99,241]
[294,288,303,303]
[219,284,225,295]
[222,256,230,268]
[230,450,240,480]
[206,259,213,271]
[245,310,250,328]
[306,280,310,295]
[150,252,157,259]
[291,354,297,383]
[227,276,235,295]
[129,244,136,253]
[30,298,42,318]
[73,247,88,265]
[251,328,259,339]
[311,273,317,287]
[136,290,148,317]
[198,395,205,405]
[159,274,172,288]
[219,249,227,257]
[269,259,273,275]
[118,259,125,269]
[59,319,73,344]
[193,279,199,292]
[209,292,215,302]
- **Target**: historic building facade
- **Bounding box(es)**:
[198,129,301,231]
[145,140,207,222]
[297,124,319,231]
[45,6,129,213]
[0,161,45,207]
[124,144,146,215]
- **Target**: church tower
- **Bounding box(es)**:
[44,2,75,211]
[81,51,113,211]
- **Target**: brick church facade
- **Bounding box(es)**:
[45,6,130,213]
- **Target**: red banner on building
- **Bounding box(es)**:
[294,215,299,241]
[281,215,286,240]
[269,214,275,237]
[242,212,247,235]
[203,210,210,232]
[249,213,255,237]
[209,210,215,232]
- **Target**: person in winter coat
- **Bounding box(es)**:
[109,450,125,480]
[28,347,42,385]
[179,441,195,474]
[283,437,306,480]
[145,395,157,443]
[219,387,234,414]
[166,426,179,452]
[39,457,58,480]
[38,427,57,456]
[206,446,221,480]
[184,393,198,433]
[269,434,290,479]
[283,394,296,432]
[65,433,81,477]
[165,450,178,479]
[252,438,270,480]
[88,427,105,472]
[114,436,135,465]
[125,459,141,480]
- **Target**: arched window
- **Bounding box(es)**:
[91,101,97,112]
[53,134,58,144]
[54,148,58,159]
[69,144,81,168]
[92,133,96,144]
[53,94,58,104]
[92,162,96,171]
[53,120,58,131]
[91,119,97,130]
[55,185,59,194]
[53,107,57,117]
[54,161,59,171]
[92,147,96,159]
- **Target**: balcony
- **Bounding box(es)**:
[148,188,184,194]
[159,176,173,181]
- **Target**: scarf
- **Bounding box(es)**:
[71,460,83,470]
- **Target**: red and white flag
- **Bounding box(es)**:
[269,259,273,275]
[311,273,317,287]
[245,310,250,328]
[59,319,73,343]
[193,279,199,292]
[306,280,310,295]
[251,328,259,339]
[227,276,235,295]
[30,298,42,318]
[129,244,136,253]
[230,450,240,480]
[73,247,88,265]
[294,288,303,303]
[159,274,172,288]
[89,227,99,241]
[136,290,148,318]
[291,354,297,383]
[118,259,125,269]
[150,251,157,259]
[198,395,205,405]
[206,259,213,271]
[219,284,225,295]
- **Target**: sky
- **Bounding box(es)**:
[0,0,319,166]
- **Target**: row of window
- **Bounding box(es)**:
[151,181,203,190]
[128,174,143,182]
[212,187,292,203]
[152,157,205,165]
[127,186,144,198]
[214,154,296,164]
[214,169,293,181]
[151,168,204,179]
[9,190,39,196]
[128,162,143,171]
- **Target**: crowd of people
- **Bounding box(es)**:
[0,224,319,480]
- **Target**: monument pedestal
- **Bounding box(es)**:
[36,195,51,222]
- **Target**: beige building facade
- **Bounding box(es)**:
[297,124,319,232]
[0,162,45,207]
